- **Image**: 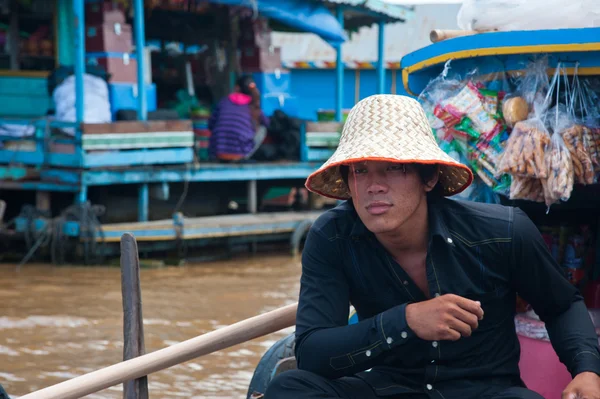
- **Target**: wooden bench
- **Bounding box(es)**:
[0,119,195,168]
[50,120,195,168]
[300,122,343,163]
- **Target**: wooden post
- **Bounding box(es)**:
[0,200,6,224]
[247,180,257,214]
[36,192,51,213]
[120,233,149,399]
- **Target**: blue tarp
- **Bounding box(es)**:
[208,0,348,44]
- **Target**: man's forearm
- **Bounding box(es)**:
[546,299,600,377]
[295,304,416,379]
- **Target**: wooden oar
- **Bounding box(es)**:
[19,302,298,399]
[429,29,495,43]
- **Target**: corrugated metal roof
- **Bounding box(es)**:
[272,4,460,63]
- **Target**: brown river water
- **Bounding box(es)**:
[0,253,301,398]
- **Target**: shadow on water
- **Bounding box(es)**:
[0,249,301,398]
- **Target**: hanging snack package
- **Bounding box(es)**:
[561,125,595,185]
[571,75,600,181]
[496,119,550,179]
[542,132,574,208]
[509,176,545,202]
[418,60,464,129]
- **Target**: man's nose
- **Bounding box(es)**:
[367,179,388,195]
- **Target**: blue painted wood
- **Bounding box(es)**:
[0,166,29,180]
[44,148,193,168]
[63,221,80,237]
[401,27,600,70]
[99,220,305,241]
[377,20,385,94]
[81,162,322,186]
[77,184,88,203]
[40,169,81,184]
[57,0,74,66]
[299,123,308,162]
[133,0,147,120]
[307,148,335,162]
[405,50,600,97]
[0,181,79,192]
[138,183,149,222]
[82,148,194,168]
[335,6,344,122]
[0,77,52,117]
[0,150,45,165]
[74,0,85,124]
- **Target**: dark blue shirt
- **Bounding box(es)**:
[295,197,600,398]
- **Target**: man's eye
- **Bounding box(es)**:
[353,168,367,174]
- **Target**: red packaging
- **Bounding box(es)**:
[85,1,126,25]
[86,23,133,53]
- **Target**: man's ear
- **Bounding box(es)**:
[424,166,440,193]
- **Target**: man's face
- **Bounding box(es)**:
[347,161,437,235]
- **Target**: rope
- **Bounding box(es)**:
[15,202,106,269]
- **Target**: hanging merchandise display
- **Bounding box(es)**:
[418,57,600,211]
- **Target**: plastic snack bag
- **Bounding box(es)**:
[496,119,550,179]
[542,132,574,208]
[560,125,595,185]
[509,176,545,202]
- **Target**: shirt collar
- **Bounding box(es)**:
[348,196,453,245]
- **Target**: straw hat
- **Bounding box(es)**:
[305,95,473,199]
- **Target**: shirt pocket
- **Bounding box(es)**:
[463,290,512,333]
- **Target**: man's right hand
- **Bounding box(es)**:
[405,294,484,341]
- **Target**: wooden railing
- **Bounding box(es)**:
[19,233,298,399]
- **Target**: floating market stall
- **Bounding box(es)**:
[0,0,411,264]
[401,26,600,398]
[245,26,600,399]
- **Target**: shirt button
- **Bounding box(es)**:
[365,350,372,357]
[388,336,395,344]
[434,293,441,298]
[403,280,409,285]
[432,341,438,348]
[426,384,433,391]
[447,237,453,244]
[400,331,407,339]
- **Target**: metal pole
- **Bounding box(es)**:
[73,0,85,123]
[335,7,344,122]
[133,0,147,120]
[377,20,385,94]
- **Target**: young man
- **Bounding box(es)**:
[265,95,600,399]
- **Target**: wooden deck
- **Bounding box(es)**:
[98,211,323,243]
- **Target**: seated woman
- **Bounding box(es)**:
[208,75,269,162]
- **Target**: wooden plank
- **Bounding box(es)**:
[120,234,149,399]
[101,211,323,232]
[82,120,193,135]
[304,121,343,133]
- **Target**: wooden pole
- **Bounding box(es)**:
[429,29,492,43]
[0,200,6,224]
[19,302,298,399]
[120,234,149,399]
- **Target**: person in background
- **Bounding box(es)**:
[208,75,269,162]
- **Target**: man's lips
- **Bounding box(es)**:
[366,201,393,215]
